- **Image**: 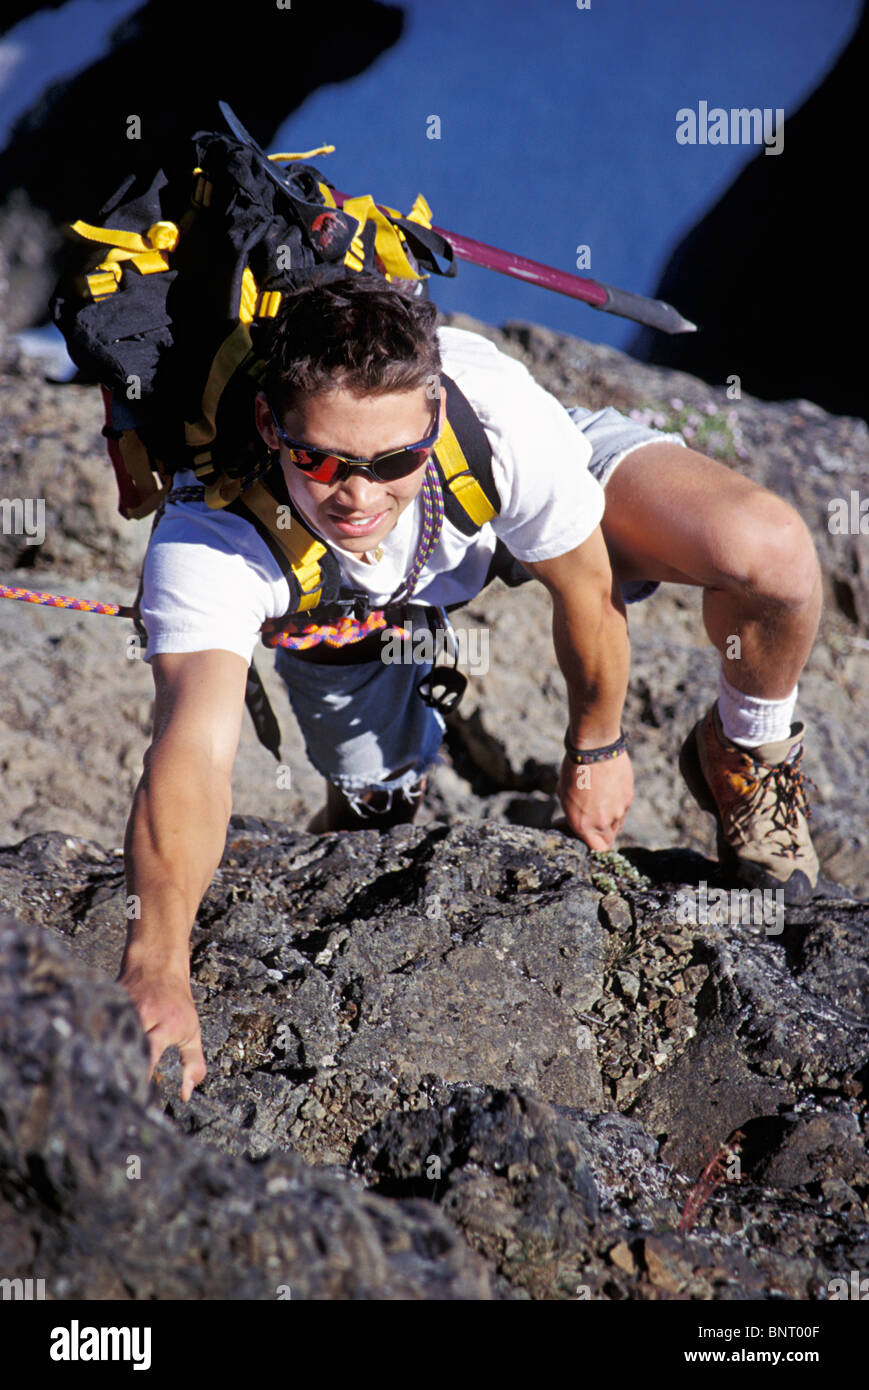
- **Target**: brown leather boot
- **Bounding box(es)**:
[678,702,819,903]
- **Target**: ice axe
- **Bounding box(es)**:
[217,100,696,336]
[331,189,697,336]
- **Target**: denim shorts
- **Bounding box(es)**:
[276,407,681,792]
[569,403,687,607]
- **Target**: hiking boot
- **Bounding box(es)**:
[307,776,427,833]
[678,702,819,903]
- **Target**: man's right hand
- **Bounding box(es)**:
[118,964,207,1102]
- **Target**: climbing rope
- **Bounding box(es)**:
[0,460,446,650]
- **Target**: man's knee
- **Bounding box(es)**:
[718,490,820,607]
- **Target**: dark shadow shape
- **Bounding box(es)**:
[632,5,868,421]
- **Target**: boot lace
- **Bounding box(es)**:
[730,744,817,854]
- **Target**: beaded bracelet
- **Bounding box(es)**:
[563,728,630,764]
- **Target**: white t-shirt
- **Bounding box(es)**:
[140,326,609,666]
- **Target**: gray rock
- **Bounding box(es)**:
[0,912,492,1300]
[351,1085,602,1299]
[748,1111,869,1190]
[630,898,869,1174]
[3,299,869,1300]
[0,820,608,1163]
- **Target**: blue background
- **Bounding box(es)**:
[0,0,861,350]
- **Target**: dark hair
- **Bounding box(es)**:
[264,274,442,416]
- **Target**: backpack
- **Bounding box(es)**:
[50,102,466,514]
[49,103,521,758]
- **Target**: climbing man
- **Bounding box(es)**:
[120,274,822,1100]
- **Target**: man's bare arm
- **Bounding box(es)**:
[119,648,249,1099]
[522,524,630,744]
[522,525,634,849]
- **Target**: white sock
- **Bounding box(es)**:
[717,668,798,748]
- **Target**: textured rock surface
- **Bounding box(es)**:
[1,296,868,1300]
[0,912,493,1300]
[0,820,609,1164]
[0,816,866,1300]
[2,312,868,901]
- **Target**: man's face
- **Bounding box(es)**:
[256,383,444,554]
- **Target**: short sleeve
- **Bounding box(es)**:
[488,409,607,563]
[436,327,606,565]
[139,505,282,666]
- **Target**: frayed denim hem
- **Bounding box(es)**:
[338,772,432,821]
[326,741,444,801]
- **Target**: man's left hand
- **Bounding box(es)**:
[556,752,634,851]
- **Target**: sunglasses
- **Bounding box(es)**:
[267,400,442,484]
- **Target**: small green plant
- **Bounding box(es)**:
[588,849,651,894]
[629,397,747,461]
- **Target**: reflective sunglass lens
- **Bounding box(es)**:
[309,457,347,483]
[371,448,430,481]
[289,450,345,482]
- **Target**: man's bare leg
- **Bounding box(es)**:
[597,442,822,690]
[596,441,822,897]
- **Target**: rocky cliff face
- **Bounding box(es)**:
[1,821,866,1300]
[0,304,867,1299]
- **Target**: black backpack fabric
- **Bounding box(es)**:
[50,102,458,517]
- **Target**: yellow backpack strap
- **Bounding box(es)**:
[379,194,434,231]
[183,323,254,449]
[183,268,282,451]
[405,193,434,229]
[434,418,497,528]
[434,374,500,533]
[340,195,425,281]
[117,432,172,519]
[268,145,336,162]
[224,477,336,613]
[69,219,179,300]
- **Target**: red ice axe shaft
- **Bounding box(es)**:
[331,189,696,335]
